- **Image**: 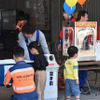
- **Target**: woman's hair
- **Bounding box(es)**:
[29,41,43,54]
[22,23,36,34]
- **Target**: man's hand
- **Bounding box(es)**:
[58,44,62,51]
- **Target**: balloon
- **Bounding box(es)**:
[65,0,78,8]
[78,0,86,6]
[63,2,76,16]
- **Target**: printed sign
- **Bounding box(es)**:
[4,65,13,77]
[44,70,58,99]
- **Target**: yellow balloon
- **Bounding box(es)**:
[65,0,78,8]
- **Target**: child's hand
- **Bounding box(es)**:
[76,80,79,85]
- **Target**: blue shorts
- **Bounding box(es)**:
[65,79,80,96]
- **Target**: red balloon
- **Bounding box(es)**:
[78,0,86,6]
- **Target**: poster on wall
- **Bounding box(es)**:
[75,22,97,61]
[29,0,50,30]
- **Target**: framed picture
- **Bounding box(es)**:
[75,22,97,61]
[63,27,74,55]
[62,21,74,56]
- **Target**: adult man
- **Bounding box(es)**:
[18,23,50,60]
[15,11,27,34]
[77,10,88,22]
[15,11,27,46]
[77,10,89,94]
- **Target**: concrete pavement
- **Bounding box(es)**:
[0,86,100,100]
[58,89,100,100]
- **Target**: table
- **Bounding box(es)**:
[79,61,100,70]
[78,61,100,92]
[59,61,100,70]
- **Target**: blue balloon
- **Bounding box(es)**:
[63,2,76,16]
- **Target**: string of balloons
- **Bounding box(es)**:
[63,0,86,15]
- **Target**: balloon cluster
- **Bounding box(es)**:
[64,0,86,15]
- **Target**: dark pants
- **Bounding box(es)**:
[79,70,88,87]
[11,90,38,100]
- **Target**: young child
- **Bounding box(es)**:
[64,46,80,100]
[29,41,48,100]
[4,47,38,100]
